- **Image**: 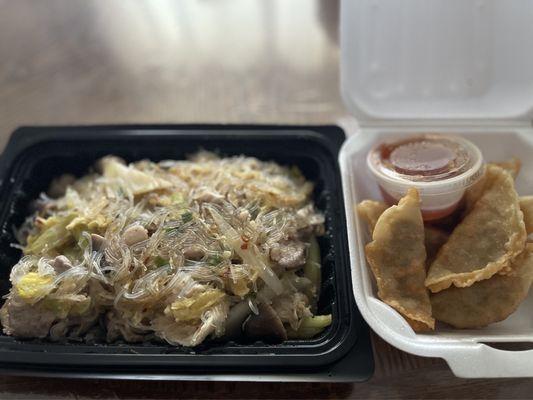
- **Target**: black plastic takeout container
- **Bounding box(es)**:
[0,125,373,381]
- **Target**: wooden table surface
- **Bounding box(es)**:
[1,1,533,399]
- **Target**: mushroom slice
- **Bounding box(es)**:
[243,303,287,343]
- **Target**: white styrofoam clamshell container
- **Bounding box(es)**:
[340,0,533,378]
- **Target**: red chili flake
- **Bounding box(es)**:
[240,242,248,250]
[241,235,249,243]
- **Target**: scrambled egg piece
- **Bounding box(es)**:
[15,272,53,302]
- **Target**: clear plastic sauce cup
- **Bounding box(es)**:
[367,134,484,221]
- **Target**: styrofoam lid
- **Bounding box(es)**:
[340,0,533,121]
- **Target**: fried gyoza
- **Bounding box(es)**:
[494,158,522,179]
[520,196,533,236]
[431,244,533,328]
[465,158,521,213]
[357,200,449,267]
[356,200,388,234]
[425,165,526,293]
[364,189,434,331]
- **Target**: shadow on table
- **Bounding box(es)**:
[2,373,533,400]
[0,377,354,400]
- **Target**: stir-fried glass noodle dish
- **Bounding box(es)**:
[0,152,331,346]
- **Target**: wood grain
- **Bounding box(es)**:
[1,1,533,399]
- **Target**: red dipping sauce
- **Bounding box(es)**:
[375,136,473,182]
[367,134,484,220]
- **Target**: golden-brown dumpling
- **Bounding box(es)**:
[358,200,449,267]
[431,244,533,329]
[356,200,388,234]
[494,158,521,180]
[465,158,521,213]
[425,165,526,293]
[364,188,434,331]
